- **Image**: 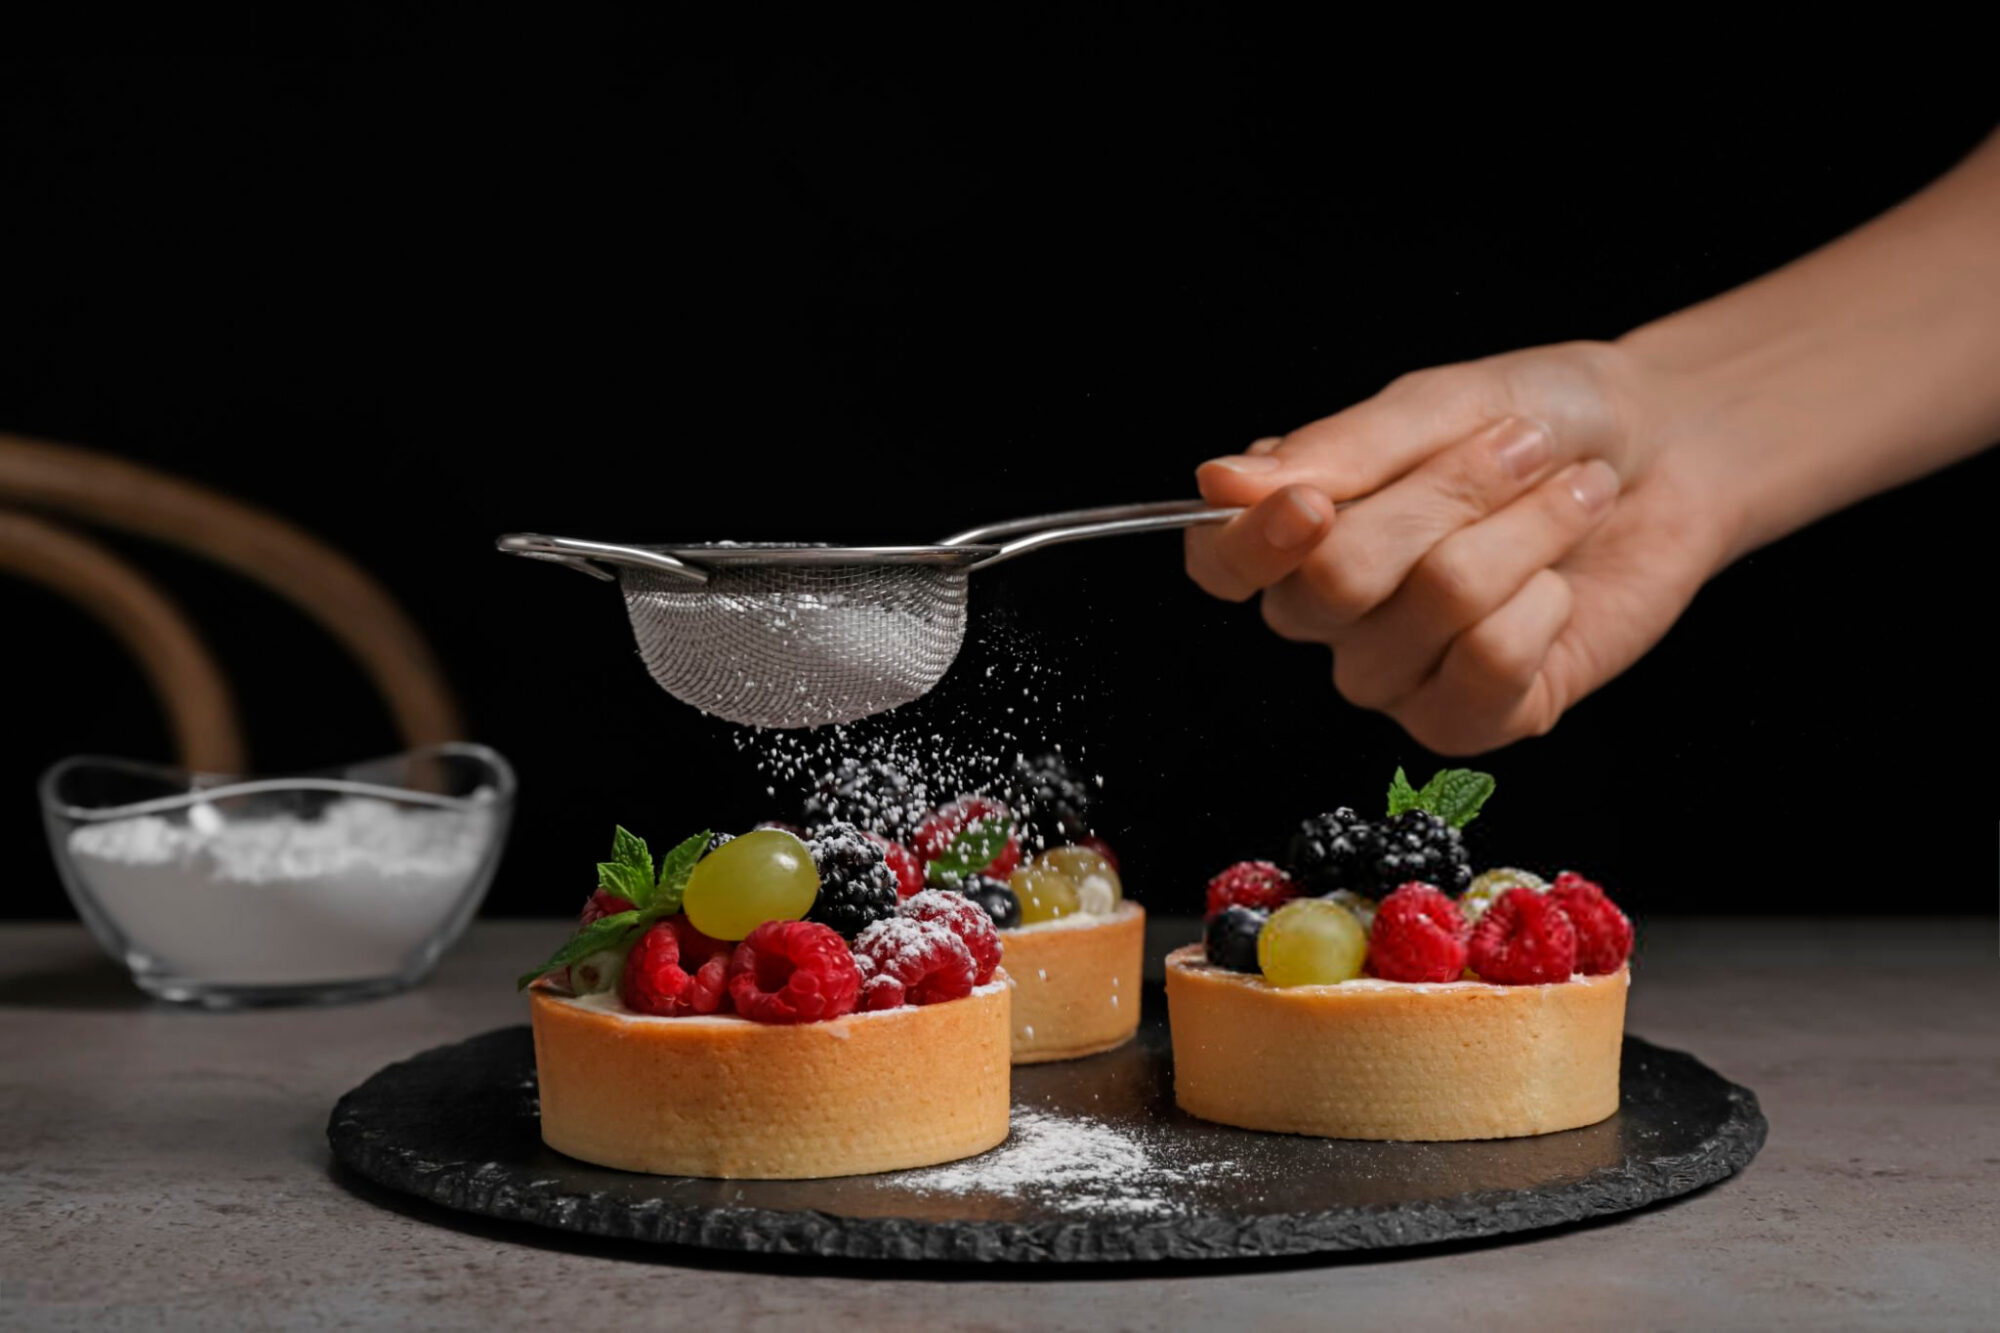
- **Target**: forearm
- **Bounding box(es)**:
[1617,130,2000,563]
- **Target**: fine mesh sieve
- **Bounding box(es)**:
[498,501,1240,729]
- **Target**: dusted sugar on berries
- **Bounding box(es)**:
[1035,846,1121,915]
[727,919,862,1023]
[866,833,926,898]
[901,889,1003,985]
[854,915,976,1005]
[958,875,1022,929]
[1468,886,1578,985]
[804,823,901,939]
[1002,751,1097,849]
[1205,861,1299,919]
[802,757,932,842]
[912,797,1023,883]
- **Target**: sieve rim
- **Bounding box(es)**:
[650,544,996,568]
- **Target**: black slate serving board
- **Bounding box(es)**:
[328,990,1765,1263]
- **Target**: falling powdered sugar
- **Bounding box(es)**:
[895,1109,1237,1215]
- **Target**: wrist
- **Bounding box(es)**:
[1594,334,1753,576]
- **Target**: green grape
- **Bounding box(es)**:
[1257,898,1367,987]
[681,829,819,941]
[567,949,625,995]
[1009,866,1081,924]
[1036,846,1121,914]
[1460,867,1548,923]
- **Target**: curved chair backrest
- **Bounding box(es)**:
[0,432,463,772]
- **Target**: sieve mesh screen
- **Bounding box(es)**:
[620,562,971,729]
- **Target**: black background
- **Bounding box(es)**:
[3,25,1995,920]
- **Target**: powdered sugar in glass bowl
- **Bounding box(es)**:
[40,743,514,1008]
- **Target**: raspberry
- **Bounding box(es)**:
[1546,872,1633,974]
[866,833,927,898]
[683,953,732,1014]
[1369,883,1469,983]
[860,973,907,1011]
[854,916,976,1004]
[619,921,693,1015]
[667,914,732,967]
[900,889,1002,985]
[1204,860,1300,920]
[805,823,901,938]
[911,797,1023,881]
[1468,886,1578,985]
[578,888,635,926]
[726,920,861,1024]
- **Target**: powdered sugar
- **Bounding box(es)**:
[895,1108,1237,1215]
[66,795,498,985]
[853,915,957,971]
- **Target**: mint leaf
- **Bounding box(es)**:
[1392,767,1497,828]
[1427,770,1496,827]
[924,816,1011,885]
[650,830,711,918]
[597,825,655,909]
[1386,766,1422,817]
[516,910,643,990]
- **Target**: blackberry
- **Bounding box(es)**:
[803,823,900,939]
[958,875,1022,930]
[1373,809,1472,897]
[1003,751,1095,848]
[1286,807,1471,900]
[801,758,928,841]
[1205,905,1268,973]
[703,831,735,856]
[1285,807,1384,896]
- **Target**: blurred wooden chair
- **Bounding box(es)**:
[0,432,463,774]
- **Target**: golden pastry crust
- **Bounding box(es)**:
[1165,945,1626,1140]
[529,974,1011,1178]
[1001,902,1144,1063]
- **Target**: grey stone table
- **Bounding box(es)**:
[2,917,1994,1331]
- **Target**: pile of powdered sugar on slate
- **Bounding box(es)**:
[893,1109,1237,1216]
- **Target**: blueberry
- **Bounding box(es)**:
[1204,905,1268,973]
[958,875,1022,930]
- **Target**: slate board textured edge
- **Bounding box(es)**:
[328,1029,1767,1264]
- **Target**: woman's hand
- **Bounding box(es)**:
[1189,133,2000,755]
[1186,342,1734,754]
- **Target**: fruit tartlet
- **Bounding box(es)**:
[1168,768,1633,1142]
[521,824,1010,1179]
[801,752,1144,1064]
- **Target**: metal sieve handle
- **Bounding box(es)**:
[495,534,710,584]
[938,500,1244,571]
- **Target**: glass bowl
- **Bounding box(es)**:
[40,743,516,1008]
